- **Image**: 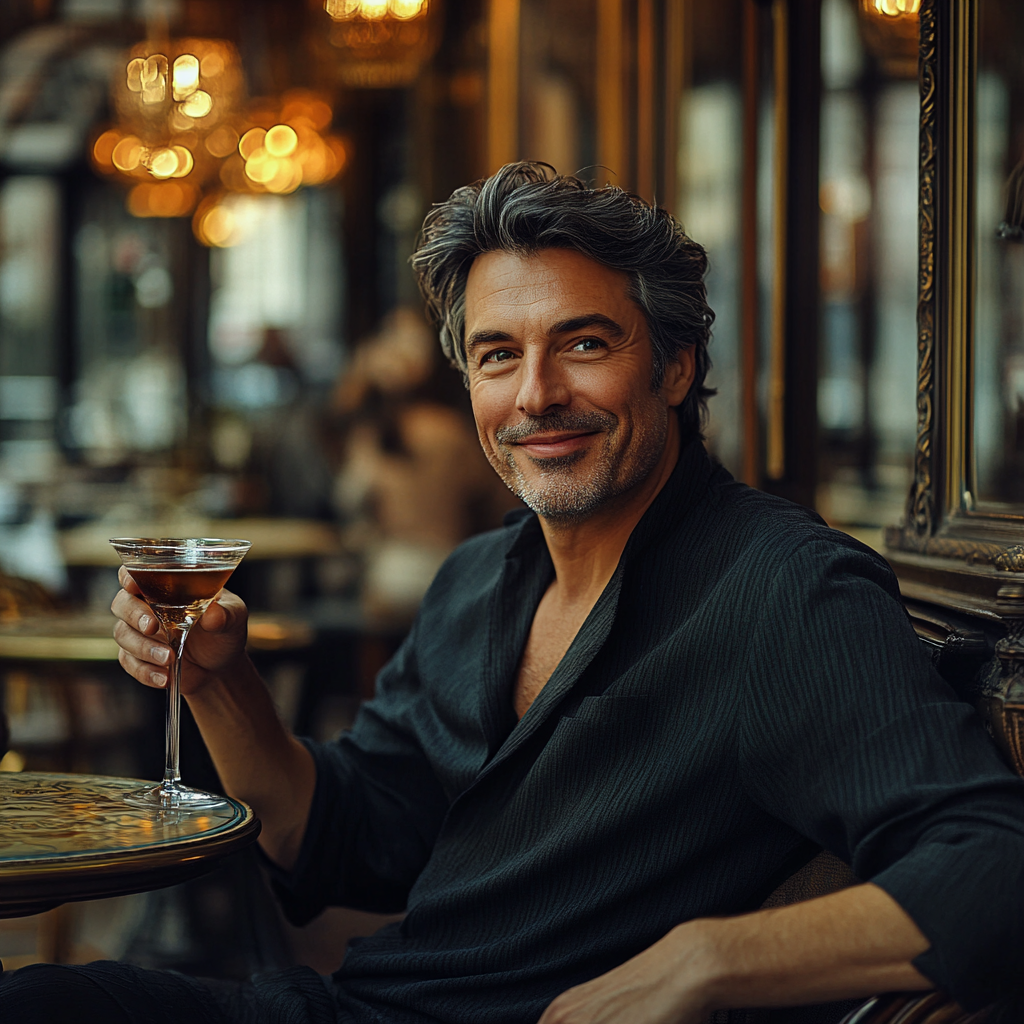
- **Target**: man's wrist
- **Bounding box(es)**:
[185,651,259,707]
[660,918,733,1016]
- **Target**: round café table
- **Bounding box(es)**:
[0,772,260,918]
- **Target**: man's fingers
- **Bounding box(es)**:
[112,618,172,667]
[111,588,159,635]
[118,647,168,689]
[117,566,142,596]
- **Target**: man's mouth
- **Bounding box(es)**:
[494,412,615,461]
[512,431,599,459]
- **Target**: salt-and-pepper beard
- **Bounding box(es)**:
[491,408,668,523]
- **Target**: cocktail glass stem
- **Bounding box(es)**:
[161,619,191,798]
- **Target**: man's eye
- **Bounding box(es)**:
[481,349,515,364]
[572,337,604,352]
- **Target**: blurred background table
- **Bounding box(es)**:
[0,772,259,918]
[59,519,342,568]
[0,610,315,663]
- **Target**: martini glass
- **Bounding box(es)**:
[110,537,251,811]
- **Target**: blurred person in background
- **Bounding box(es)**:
[332,307,518,622]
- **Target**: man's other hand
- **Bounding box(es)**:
[111,565,249,694]
[538,883,932,1024]
[537,933,713,1024]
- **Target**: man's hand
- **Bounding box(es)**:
[111,564,315,868]
[537,930,713,1024]
[538,883,933,1024]
[111,566,249,694]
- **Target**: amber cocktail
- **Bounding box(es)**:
[110,538,251,811]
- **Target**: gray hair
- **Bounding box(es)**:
[410,161,716,442]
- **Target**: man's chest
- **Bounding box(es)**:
[513,586,599,719]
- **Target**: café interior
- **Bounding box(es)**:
[0,0,1022,1016]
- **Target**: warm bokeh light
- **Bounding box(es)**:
[115,38,244,144]
[872,0,919,13]
[238,127,266,160]
[172,54,201,100]
[111,136,145,172]
[97,55,345,222]
[320,0,438,87]
[148,147,180,178]
[127,180,199,218]
[265,124,298,157]
[222,91,347,201]
[192,193,242,247]
[180,90,214,118]
[324,0,428,19]
[91,129,121,173]
[205,125,240,158]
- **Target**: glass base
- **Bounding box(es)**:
[124,782,230,812]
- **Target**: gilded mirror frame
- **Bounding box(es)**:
[885,0,1024,569]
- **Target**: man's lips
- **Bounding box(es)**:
[511,431,599,458]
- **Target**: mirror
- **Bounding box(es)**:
[974,0,1024,507]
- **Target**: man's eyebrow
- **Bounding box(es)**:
[465,314,625,352]
[549,313,626,337]
[466,330,513,352]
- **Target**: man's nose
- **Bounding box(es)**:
[515,351,571,416]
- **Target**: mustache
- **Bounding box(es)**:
[495,410,617,445]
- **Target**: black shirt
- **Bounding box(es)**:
[270,441,1024,1022]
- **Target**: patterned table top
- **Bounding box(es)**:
[0,773,260,916]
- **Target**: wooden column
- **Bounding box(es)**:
[740,0,762,487]
[487,0,521,172]
[596,0,627,185]
[763,0,822,510]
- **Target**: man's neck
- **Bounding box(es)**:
[537,422,682,605]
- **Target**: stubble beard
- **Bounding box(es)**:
[490,407,668,524]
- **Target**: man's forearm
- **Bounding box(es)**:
[539,883,932,1023]
[185,654,316,871]
[690,882,932,1013]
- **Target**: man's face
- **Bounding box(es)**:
[463,248,694,522]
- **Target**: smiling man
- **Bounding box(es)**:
[4,162,1024,1024]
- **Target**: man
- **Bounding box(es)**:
[3,162,1023,1023]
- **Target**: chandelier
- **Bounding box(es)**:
[858,0,920,78]
[92,42,348,245]
[321,0,440,88]
[193,90,348,247]
[91,38,245,218]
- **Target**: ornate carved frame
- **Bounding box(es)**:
[880,0,1024,778]
[885,0,1024,606]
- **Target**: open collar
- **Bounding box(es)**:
[477,439,713,778]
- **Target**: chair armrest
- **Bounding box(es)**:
[838,991,993,1024]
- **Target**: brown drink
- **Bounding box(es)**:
[128,565,235,609]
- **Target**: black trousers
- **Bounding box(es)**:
[0,960,338,1024]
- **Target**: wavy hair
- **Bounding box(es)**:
[410,161,716,441]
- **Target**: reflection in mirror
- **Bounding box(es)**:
[814,0,918,547]
[975,1,1024,505]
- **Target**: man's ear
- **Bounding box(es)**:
[660,345,696,408]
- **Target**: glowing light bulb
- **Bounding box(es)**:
[148,147,180,178]
[179,90,213,118]
[172,54,200,100]
[390,0,425,18]
[112,136,145,172]
[264,124,298,157]
[238,127,267,160]
[324,0,363,18]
